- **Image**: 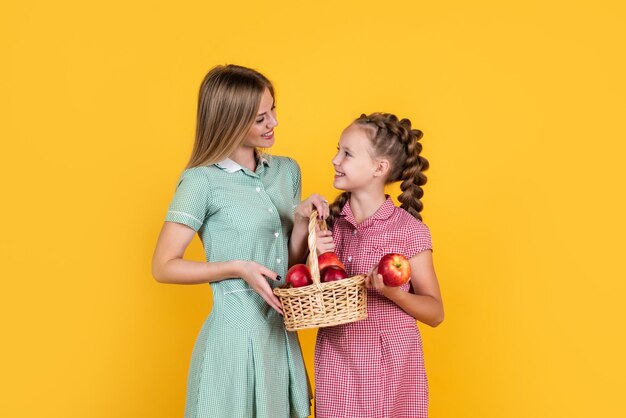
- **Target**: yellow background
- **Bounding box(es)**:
[2,1,625,417]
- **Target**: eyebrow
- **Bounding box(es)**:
[256,101,275,117]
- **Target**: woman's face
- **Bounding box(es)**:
[243,88,278,149]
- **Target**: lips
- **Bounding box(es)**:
[262,129,274,139]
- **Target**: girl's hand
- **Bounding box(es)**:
[295,193,330,222]
[315,227,335,256]
[365,265,402,299]
[238,260,283,315]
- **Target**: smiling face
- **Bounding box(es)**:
[242,88,278,149]
[332,123,385,192]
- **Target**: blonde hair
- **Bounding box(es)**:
[328,112,429,225]
[186,64,275,168]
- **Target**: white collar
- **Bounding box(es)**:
[214,158,243,173]
[214,155,270,173]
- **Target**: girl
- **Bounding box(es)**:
[314,113,444,418]
[152,64,328,418]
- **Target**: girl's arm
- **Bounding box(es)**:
[152,221,283,314]
[366,250,444,327]
[288,194,329,266]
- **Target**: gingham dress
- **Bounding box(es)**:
[314,197,433,418]
[165,155,312,418]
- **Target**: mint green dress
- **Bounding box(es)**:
[165,155,312,418]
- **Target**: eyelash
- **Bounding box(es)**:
[336,147,351,157]
[256,106,276,123]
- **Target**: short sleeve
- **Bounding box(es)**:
[164,168,212,231]
[287,157,302,202]
[406,220,433,257]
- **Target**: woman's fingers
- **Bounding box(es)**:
[259,265,280,281]
[253,274,283,315]
[260,284,284,315]
[317,195,330,219]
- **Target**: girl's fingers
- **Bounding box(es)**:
[375,274,384,287]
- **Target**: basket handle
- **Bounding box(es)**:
[306,210,328,288]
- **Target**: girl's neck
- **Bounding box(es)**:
[229,147,257,172]
[349,190,387,225]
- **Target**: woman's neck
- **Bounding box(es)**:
[229,147,257,171]
[349,190,387,225]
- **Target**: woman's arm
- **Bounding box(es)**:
[288,194,329,266]
[152,221,283,314]
[366,250,444,327]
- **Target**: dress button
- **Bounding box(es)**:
[268,208,273,213]
[256,187,261,192]
[276,258,282,264]
[353,229,357,235]
[274,232,279,237]
[347,256,353,262]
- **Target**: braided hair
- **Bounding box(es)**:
[327,112,429,226]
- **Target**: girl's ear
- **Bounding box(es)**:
[374,158,390,178]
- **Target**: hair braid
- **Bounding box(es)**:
[398,127,429,221]
[326,192,351,229]
[355,113,429,221]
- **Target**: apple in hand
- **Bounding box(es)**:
[318,251,346,272]
[378,253,411,287]
[286,264,313,288]
[320,265,348,282]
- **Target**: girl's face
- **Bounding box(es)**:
[332,124,381,192]
[242,88,278,149]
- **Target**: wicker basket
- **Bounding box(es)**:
[274,211,367,331]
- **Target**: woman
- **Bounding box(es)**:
[152,64,326,418]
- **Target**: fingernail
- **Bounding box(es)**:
[276,275,282,281]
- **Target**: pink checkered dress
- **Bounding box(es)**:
[314,197,433,418]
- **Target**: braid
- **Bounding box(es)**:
[398,128,429,221]
[355,113,429,221]
[326,192,350,229]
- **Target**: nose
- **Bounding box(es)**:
[331,152,341,166]
[267,112,278,129]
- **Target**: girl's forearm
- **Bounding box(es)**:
[152,258,245,285]
[387,290,444,327]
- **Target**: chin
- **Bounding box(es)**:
[333,179,347,190]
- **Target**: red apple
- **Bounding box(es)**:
[378,253,411,287]
[286,264,313,288]
[320,265,348,282]
[318,251,346,272]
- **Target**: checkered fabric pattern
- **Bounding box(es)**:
[314,197,432,418]
[165,155,312,418]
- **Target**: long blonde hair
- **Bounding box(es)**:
[186,64,275,168]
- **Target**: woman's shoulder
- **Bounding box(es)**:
[175,165,221,187]
[180,164,226,176]
[267,154,300,171]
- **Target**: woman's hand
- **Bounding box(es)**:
[237,260,284,315]
[294,193,330,222]
[315,227,335,256]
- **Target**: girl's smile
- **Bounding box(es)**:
[332,124,380,191]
